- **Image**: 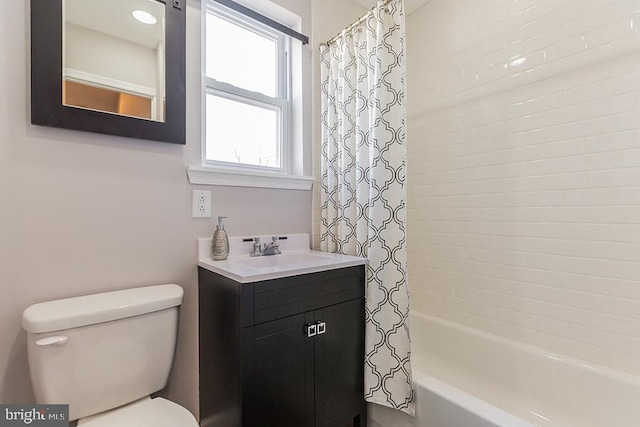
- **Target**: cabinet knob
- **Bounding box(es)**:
[305,323,317,338]
[316,321,326,335]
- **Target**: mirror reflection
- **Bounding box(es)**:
[62,0,166,122]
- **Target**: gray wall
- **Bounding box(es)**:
[0,0,312,416]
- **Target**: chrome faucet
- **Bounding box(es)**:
[263,236,281,256]
[250,236,281,257]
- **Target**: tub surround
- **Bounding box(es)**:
[406,0,640,377]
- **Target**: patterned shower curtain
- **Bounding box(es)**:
[319,0,413,416]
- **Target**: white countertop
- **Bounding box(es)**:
[197,234,367,283]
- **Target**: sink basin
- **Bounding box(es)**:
[227,252,336,270]
[197,234,367,283]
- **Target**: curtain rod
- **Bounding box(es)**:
[321,0,395,46]
[212,0,309,45]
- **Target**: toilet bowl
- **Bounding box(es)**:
[77,397,196,427]
[22,284,197,426]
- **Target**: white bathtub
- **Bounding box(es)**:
[369,312,640,427]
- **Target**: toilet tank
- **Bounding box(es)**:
[22,284,184,421]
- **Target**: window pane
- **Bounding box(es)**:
[206,13,277,97]
[206,95,280,168]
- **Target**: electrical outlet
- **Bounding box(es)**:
[192,190,212,218]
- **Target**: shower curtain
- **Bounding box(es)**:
[319,0,413,416]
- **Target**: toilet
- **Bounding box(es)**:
[21,284,198,426]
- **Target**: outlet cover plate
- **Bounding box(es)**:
[192,190,212,218]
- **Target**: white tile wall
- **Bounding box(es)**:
[407,0,640,375]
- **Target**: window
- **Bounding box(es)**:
[204,2,291,172]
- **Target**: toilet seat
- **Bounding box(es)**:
[77,396,198,427]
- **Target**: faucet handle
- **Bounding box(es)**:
[270,236,282,255]
[251,237,262,257]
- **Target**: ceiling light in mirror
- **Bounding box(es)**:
[132,10,157,25]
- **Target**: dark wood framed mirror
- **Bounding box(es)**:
[31,0,186,144]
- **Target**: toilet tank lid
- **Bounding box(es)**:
[22,284,184,334]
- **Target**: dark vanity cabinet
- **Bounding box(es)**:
[199,265,367,427]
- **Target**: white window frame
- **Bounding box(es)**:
[203,2,291,174]
[189,0,313,191]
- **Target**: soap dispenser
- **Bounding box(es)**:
[211,216,229,261]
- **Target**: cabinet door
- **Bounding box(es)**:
[244,312,316,427]
[315,298,366,427]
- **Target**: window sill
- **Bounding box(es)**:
[187,166,314,190]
